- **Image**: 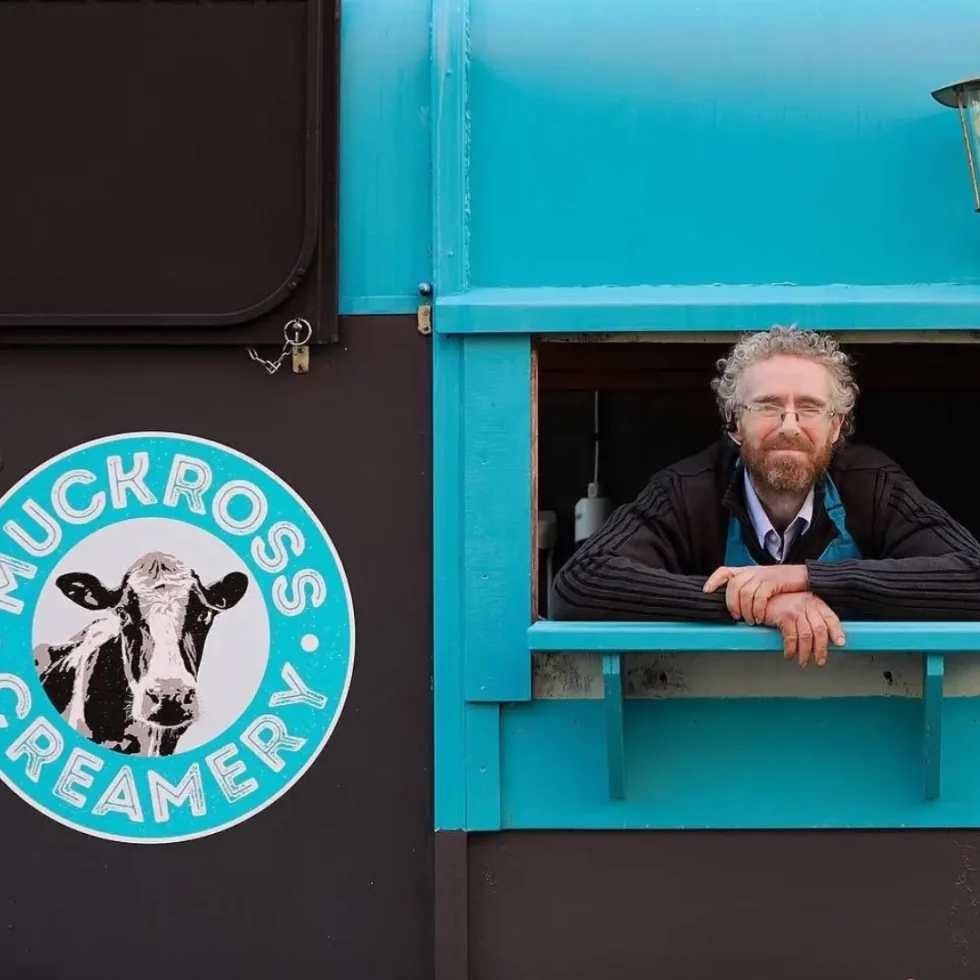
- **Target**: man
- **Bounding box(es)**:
[550,324,980,667]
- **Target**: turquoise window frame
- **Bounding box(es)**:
[431,0,980,833]
[432,327,980,831]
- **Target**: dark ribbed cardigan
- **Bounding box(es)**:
[551,439,980,622]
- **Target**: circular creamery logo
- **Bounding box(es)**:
[0,432,354,843]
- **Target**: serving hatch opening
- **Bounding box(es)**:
[532,336,980,701]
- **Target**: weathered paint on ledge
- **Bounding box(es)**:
[532,650,980,699]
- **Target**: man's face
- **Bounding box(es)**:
[733,355,844,494]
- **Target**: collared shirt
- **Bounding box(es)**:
[743,469,814,562]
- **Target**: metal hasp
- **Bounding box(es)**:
[246,317,313,375]
[291,345,310,373]
[932,76,980,212]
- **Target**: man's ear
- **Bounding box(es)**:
[55,573,120,610]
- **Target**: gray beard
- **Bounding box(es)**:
[753,455,818,494]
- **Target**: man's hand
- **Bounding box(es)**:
[703,564,809,624]
[763,591,845,667]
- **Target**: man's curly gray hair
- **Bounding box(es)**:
[710,324,859,436]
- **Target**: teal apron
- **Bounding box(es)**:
[724,462,862,566]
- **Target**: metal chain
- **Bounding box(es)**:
[246,318,313,375]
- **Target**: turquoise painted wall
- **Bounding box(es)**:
[339,0,980,311]
[429,0,980,831]
[463,0,980,290]
[338,0,432,314]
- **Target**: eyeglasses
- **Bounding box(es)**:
[738,403,837,424]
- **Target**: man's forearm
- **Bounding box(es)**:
[551,555,733,622]
[806,554,980,619]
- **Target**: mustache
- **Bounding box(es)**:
[763,435,812,452]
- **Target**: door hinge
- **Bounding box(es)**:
[417,282,432,335]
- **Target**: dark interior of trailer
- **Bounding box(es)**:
[535,340,978,617]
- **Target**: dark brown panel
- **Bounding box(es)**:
[0,0,338,344]
[0,316,430,979]
[435,831,469,980]
[468,830,980,980]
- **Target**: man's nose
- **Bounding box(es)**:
[778,409,803,432]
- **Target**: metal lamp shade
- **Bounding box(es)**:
[933,77,980,212]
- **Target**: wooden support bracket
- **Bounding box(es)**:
[603,653,625,800]
[923,652,944,801]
